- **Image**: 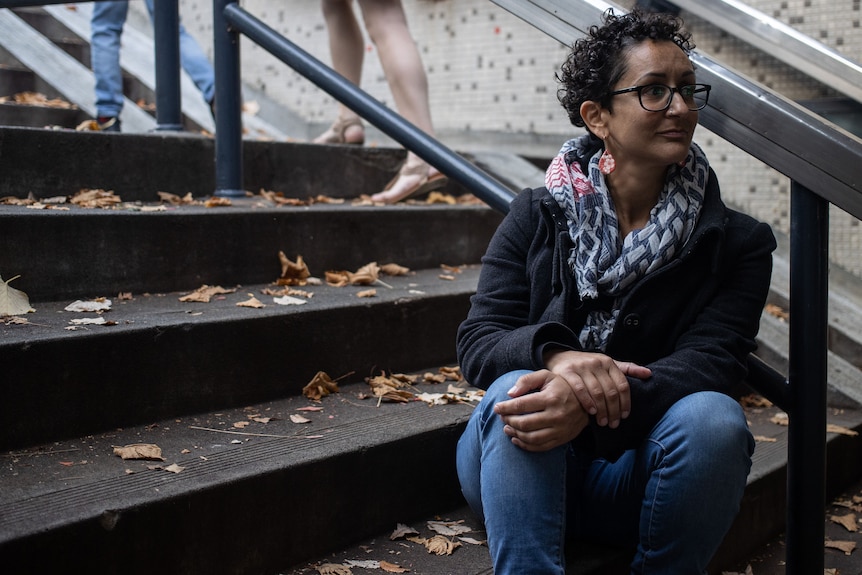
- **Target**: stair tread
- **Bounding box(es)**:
[0,265,482,342]
[0,378,476,544]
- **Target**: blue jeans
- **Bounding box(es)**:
[456,370,754,574]
[90,0,215,118]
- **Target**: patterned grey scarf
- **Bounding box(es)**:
[545,135,708,350]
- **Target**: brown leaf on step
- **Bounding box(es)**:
[277,252,311,286]
[424,191,456,204]
[303,371,340,400]
[754,435,778,443]
[233,421,250,429]
[327,262,381,287]
[830,512,858,532]
[379,561,410,573]
[356,289,376,298]
[9,91,75,108]
[157,191,199,205]
[825,569,839,575]
[739,393,773,408]
[380,263,410,276]
[825,539,856,555]
[423,534,461,555]
[113,443,164,461]
[204,196,232,208]
[428,520,472,536]
[439,274,456,281]
[440,365,463,381]
[424,372,447,384]
[179,285,237,303]
[316,564,352,575]
[765,303,789,321]
[391,523,420,540]
[237,294,265,308]
[0,275,35,315]
[770,412,789,426]
[440,264,462,274]
[290,414,311,424]
[71,188,122,208]
[163,463,184,474]
[827,423,859,436]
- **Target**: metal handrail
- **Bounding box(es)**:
[671,0,862,105]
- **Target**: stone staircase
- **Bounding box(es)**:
[3,7,862,575]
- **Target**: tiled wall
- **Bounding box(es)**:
[165,0,861,278]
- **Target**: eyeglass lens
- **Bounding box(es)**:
[640,84,709,111]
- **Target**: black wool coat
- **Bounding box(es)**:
[456,169,777,460]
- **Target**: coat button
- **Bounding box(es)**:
[623,314,641,328]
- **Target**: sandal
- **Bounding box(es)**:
[371,161,448,204]
[312,116,365,145]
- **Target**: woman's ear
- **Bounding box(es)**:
[580,100,608,140]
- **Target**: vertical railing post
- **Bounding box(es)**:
[152,0,183,131]
[213,0,244,197]
[785,180,829,574]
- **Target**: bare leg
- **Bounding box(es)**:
[314,0,365,144]
[359,0,443,203]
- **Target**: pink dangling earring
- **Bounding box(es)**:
[599,148,616,175]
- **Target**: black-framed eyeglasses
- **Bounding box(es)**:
[608,83,711,112]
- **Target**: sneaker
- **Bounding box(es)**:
[96,116,121,132]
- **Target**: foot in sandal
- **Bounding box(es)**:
[370,158,447,204]
[313,116,365,145]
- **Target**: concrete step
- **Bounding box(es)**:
[0,266,482,452]
[0,377,475,574]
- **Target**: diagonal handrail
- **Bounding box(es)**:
[671,0,862,105]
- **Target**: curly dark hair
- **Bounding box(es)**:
[557,8,695,128]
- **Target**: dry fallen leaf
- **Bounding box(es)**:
[237,294,265,308]
[770,413,789,426]
[0,275,34,315]
[163,463,185,474]
[827,423,859,436]
[765,302,789,321]
[71,188,122,208]
[303,371,340,400]
[379,561,409,573]
[113,443,164,461]
[739,393,773,408]
[753,435,778,443]
[391,523,420,540]
[428,520,472,536]
[277,252,311,286]
[830,512,858,532]
[179,285,237,303]
[65,298,112,312]
[356,289,377,298]
[380,263,410,276]
[825,539,856,554]
[204,196,232,207]
[326,262,381,287]
[290,414,311,424]
[422,534,461,555]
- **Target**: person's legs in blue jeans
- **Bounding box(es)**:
[458,376,753,575]
[573,391,754,574]
[91,0,129,120]
[456,371,569,575]
[142,0,215,105]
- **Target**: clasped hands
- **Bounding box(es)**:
[493,350,652,452]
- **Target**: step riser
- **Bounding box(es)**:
[1,206,500,302]
[0,127,418,202]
